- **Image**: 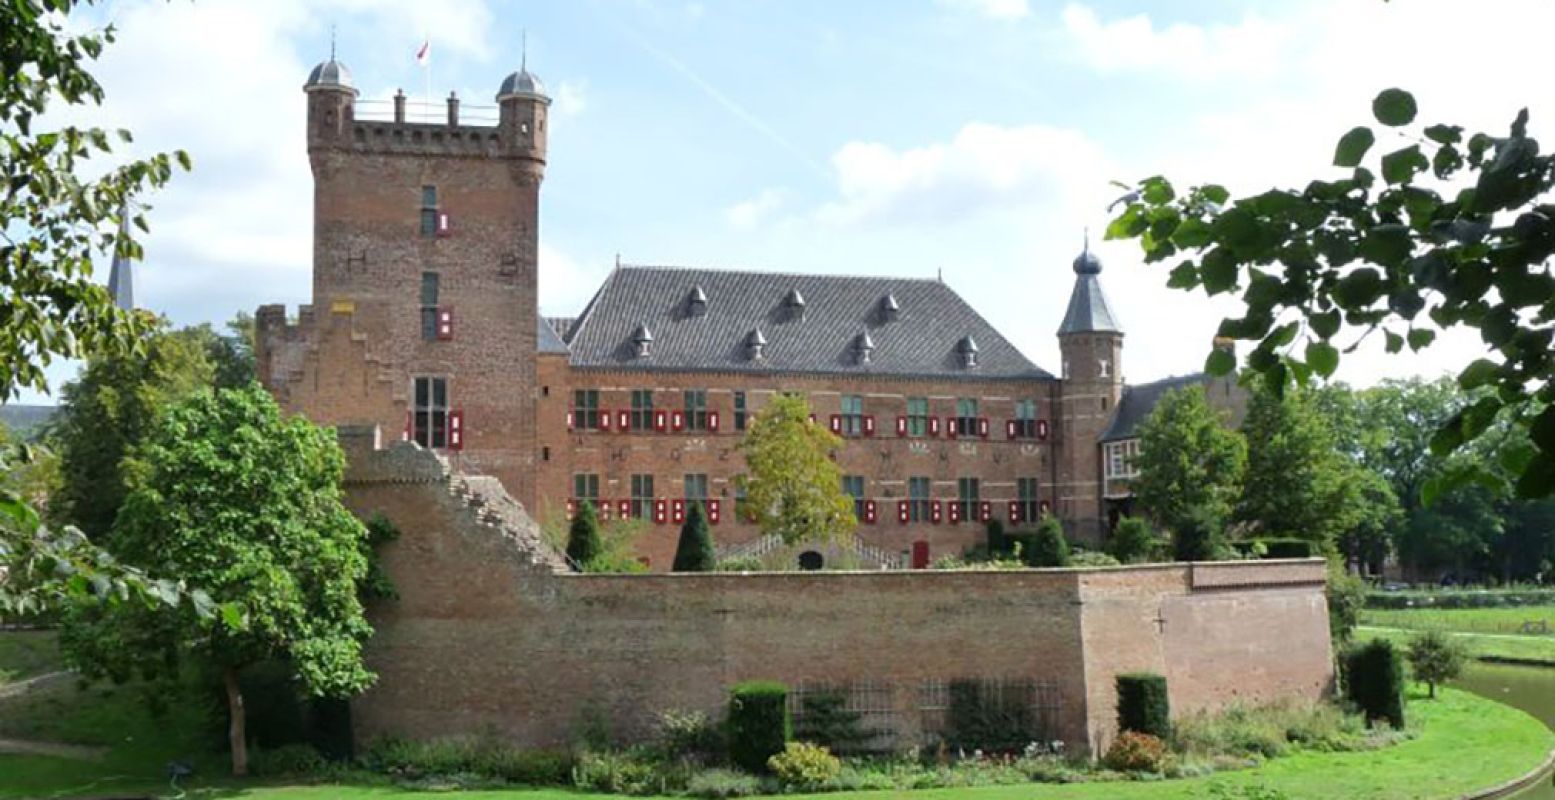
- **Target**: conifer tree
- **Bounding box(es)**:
[673,501,716,572]
[566,500,602,568]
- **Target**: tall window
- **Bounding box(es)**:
[841,475,866,519]
[419,272,440,341]
[841,394,864,437]
[1105,440,1140,479]
[573,473,600,506]
[908,476,931,522]
[630,474,655,519]
[733,391,748,431]
[631,389,654,431]
[420,185,438,237]
[906,397,929,437]
[412,377,449,448]
[734,485,750,522]
[573,389,599,430]
[956,477,980,522]
[1017,477,1041,521]
[956,398,979,434]
[684,473,709,505]
[1014,398,1038,438]
[684,390,708,431]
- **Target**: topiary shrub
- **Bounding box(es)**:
[1025,516,1071,567]
[673,502,716,572]
[1103,731,1168,772]
[795,689,876,752]
[1172,505,1227,561]
[767,742,841,789]
[985,518,1007,555]
[1116,673,1170,739]
[1109,516,1159,564]
[1343,639,1406,729]
[727,681,790,773]
[566,500,602,568]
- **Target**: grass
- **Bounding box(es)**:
[1360,605,1555,636]
[1358,625,1555,666]
[0,629,61,685]
[0,688,1548,800]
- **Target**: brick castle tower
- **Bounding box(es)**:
[1055,240,1124,541]
[257,54,549,508]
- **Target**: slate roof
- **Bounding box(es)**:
[563,265,1052,380]
[0,404,58,441]
[537,316,570,354]
[1099,373,1208,443]
[1057,273,1121,335]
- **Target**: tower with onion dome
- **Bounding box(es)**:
[1055,236,1124,540]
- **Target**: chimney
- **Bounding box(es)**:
[447,91,460,126]
[393,89,406,123]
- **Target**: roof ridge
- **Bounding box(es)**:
[616,262,944,284]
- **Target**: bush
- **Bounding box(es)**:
[357,736,573,785]
[727,681,790,773]
[673,502,717,572]
[250,743,327,777]
[767,742,841,789]
[1405,631,1467,699]
[1173,505,1227,561]
[1069,550,1122,567]
[1364,587,1555,609]
[1025,516,1071,567]
[1103,731,1168,772]
[795,689,876,752]
[1110,517,1159,564]
[566,500,602,568]
[572,749,676,796]
[1116,673,1170,739]
[1253,538,1315,559]
[685,768,765,798]
[1328,566,1367,646]
[656,709,723,764]
[717,556,765,572]
[1170,702,1364,760]
[945,680,1038,753]
[1343,639,1406,729]
[985,519,1007,555]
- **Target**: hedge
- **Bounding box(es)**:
[728,681,790,773]
[1344,639,1405,729]
[1365,588,1555,609]
[1115,673,1170,739]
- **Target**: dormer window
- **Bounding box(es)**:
[632,324,653,358]
[687,285,708,317]
[957,335,979,369]
[746,328,767,361]
[854,331,874,365]
[879,293,900,322]
[784,288,806,321]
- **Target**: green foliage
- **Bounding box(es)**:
[985,518,1006,554]
[1025,515,1071,567]
[360,736,574,785]
[1103,731,1168,772]
[1365,587,1555,609]
[795,689,876,753]
[685,768,764,798]
[767,742,841,789]
[1116,673,1170,739]
[1110,516,1161,564]
[572,748,678,796]
[1173,504,1229,562]
[359,512,400,602]
[727,680,790,773]
[1174,701,1372,761]
[1246,538,1316,559]
[944,680,1038,753]
[250,743,328,777]
[673,501,716,572]
[655,709,724,765]
[735,394,855,545]
[1343,639,1406,729]
[566,500,603,568]
[1327,566,1367,646]
[716,555,766,572]
[1108,88,1555,499]
[1132,386,1246,548]
[1236,388,1354,553]
[1405,631,1467,699]
[1069,549,1122,567]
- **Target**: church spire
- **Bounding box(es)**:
[1057,232,1118,335]
[107,205,135,311]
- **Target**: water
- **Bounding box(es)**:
[1455,662,1555,799]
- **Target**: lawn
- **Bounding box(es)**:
[1,688,1549,800]
[1360,604,1555,636]
[0,629,61,686]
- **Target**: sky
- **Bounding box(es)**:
[19,0,1555,403]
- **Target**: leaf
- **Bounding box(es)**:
[1457,358,1500,390]
[1333,268,1385,308]
[1305,341,1339,378]
[1141,176,1175,204]
[1372,88,1418,127]
[1380,145,1428,185]
[1384,331,1403,353]
[1205,348,1236,376]
[1166,262,1199,289]
[1200,249,1239,294]
[1171,217,1213,249]
[1310,310,1341,339]
[1333,126,1376,167]
[1515,452,1555,499]
[1531,405,1555,455]
[220,602,247,631]
[1423,124,1463,145]
[1358,223,1413,266]
[1406,328,1435,350]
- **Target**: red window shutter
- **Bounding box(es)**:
[672,499,685,523]
[911,540,930,569]
[403,410,412,441]
[829,414,842,434]
[864,500,877,524]
[1008,501,1021,523]
[598,409,611,431]
[708,499,721,525]
[978,417,990,438]
[1037,419,1050,440]
[1006,419,1017,439]
[671,411,685,432]
[896,415,908,437]
[653,499,667,524]
[931,500,943,524]
[448,409,464,450]
[863,415,876,436]
[654,410,668,432]
[898,500,910,525]
[436,211,452,237]
[436,307,454,340]
[708,410,720,432]
[618,411,630,431]
[947,417,958,439]
[948,501,961,524]
[929,417,941,437]
[599,501,612,522]
[979,501,991,522]
[567,410,575,431]
[619,499,631,519]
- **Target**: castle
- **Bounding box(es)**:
[256,57,1244,569]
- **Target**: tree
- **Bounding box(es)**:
[1334,465,1402,576]
[1109,516,1160,564]
[1131,386,1247,540]
[0,0,195,617]
[182,312,257,390]
[1236,387,1353,552]
[1026,515,1071,567]
[51,323,214,541]
[736,394,855,545]
[1405,631,1467,699]
[1172,504,1227,562]
[63,386,374,776]
[1106,87,1555,498]
[673,501,716,572]
[566,500,602,568]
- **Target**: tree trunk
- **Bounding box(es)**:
[224,666,248,777]
[1428,681,1436,699]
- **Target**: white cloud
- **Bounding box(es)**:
[554,80,590,117]
[538,243,609,316]
[1058,4,1286,80]
[936,0,1030,22]
[725,189,787,230]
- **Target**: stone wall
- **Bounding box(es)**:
[345,440,1333,756]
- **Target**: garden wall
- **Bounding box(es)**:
[341,434,1332,756]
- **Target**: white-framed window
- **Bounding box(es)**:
[841,395,864,437]
[1105,439,1140,479]
[412,376,449,448]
